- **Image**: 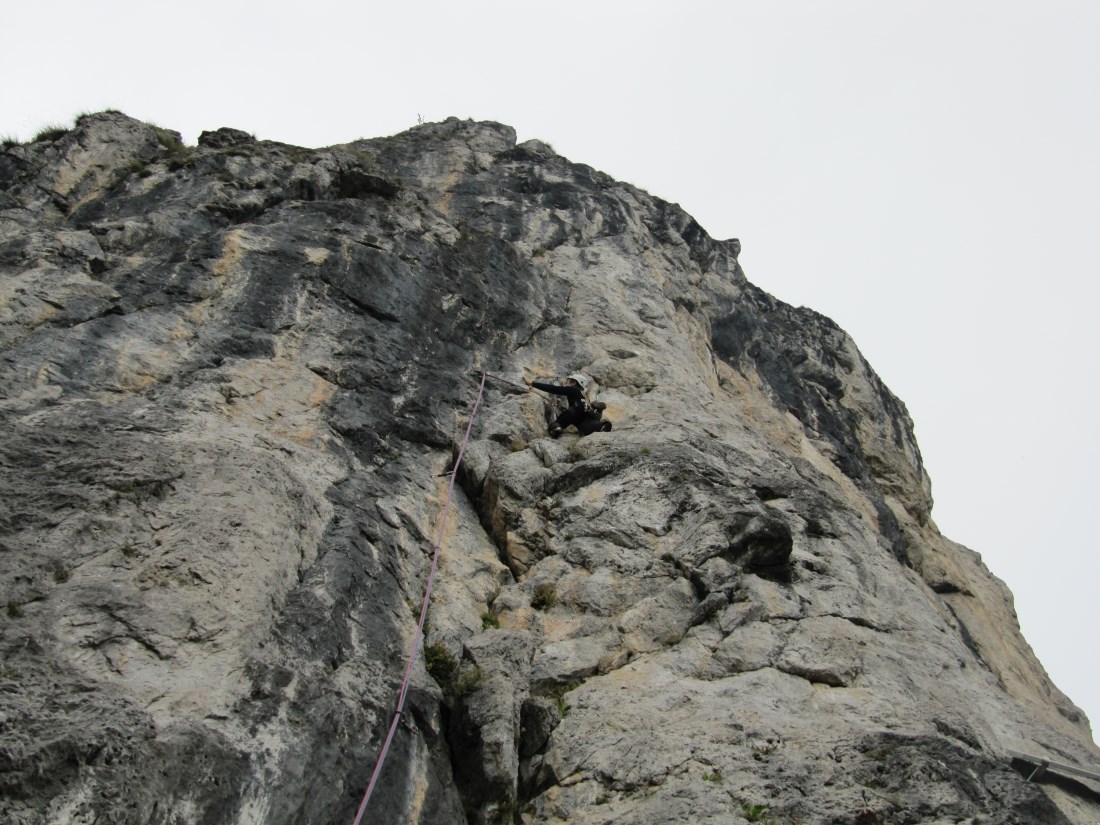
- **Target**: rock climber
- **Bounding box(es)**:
[523,373,611,437]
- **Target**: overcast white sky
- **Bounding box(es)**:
[6,1,1098,745]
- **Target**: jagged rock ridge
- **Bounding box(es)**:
[1,112,1097,824]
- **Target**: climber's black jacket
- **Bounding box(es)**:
[531,380,609,436]
[531,381,586,410]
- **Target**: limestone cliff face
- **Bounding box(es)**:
[1,112,1096,825]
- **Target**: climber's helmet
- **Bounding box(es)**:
[567,373,590,392]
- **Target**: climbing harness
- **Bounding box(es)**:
[350,372,487,825]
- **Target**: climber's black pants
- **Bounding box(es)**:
[552,407,608,436]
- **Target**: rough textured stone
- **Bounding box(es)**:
[0,111,1097,825]
[449,630,535,824]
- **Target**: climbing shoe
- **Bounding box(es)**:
[600,421,612,432]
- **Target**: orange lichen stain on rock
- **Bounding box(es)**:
[186,300,214,327]
[498,607,537,632]
[306,373,336,410]
[435,168,463,216]
[405,773,430,824]
[113,344,161,392]
[522,403,546,434]
[581,483,607,507]
[208,359,338,448]
[540,615,584,644]
[418,459,462,549]
[212,229,247,278]
[169,317,195,343]
[605,661,659,690]
[121,372,157,392]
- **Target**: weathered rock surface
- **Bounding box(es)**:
[1,111,1097,824]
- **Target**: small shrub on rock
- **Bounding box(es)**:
[740,802,772,823]
[31,124,70,144]
[531,583,557,611]
[424,642,457,684]
[454,665,483,696]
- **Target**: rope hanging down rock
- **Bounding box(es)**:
[350,371,487,825]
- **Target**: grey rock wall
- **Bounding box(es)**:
[1,112,1097,825]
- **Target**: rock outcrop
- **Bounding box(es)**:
[2,111,1097,825]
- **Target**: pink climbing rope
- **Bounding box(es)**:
[350,371,487,825]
